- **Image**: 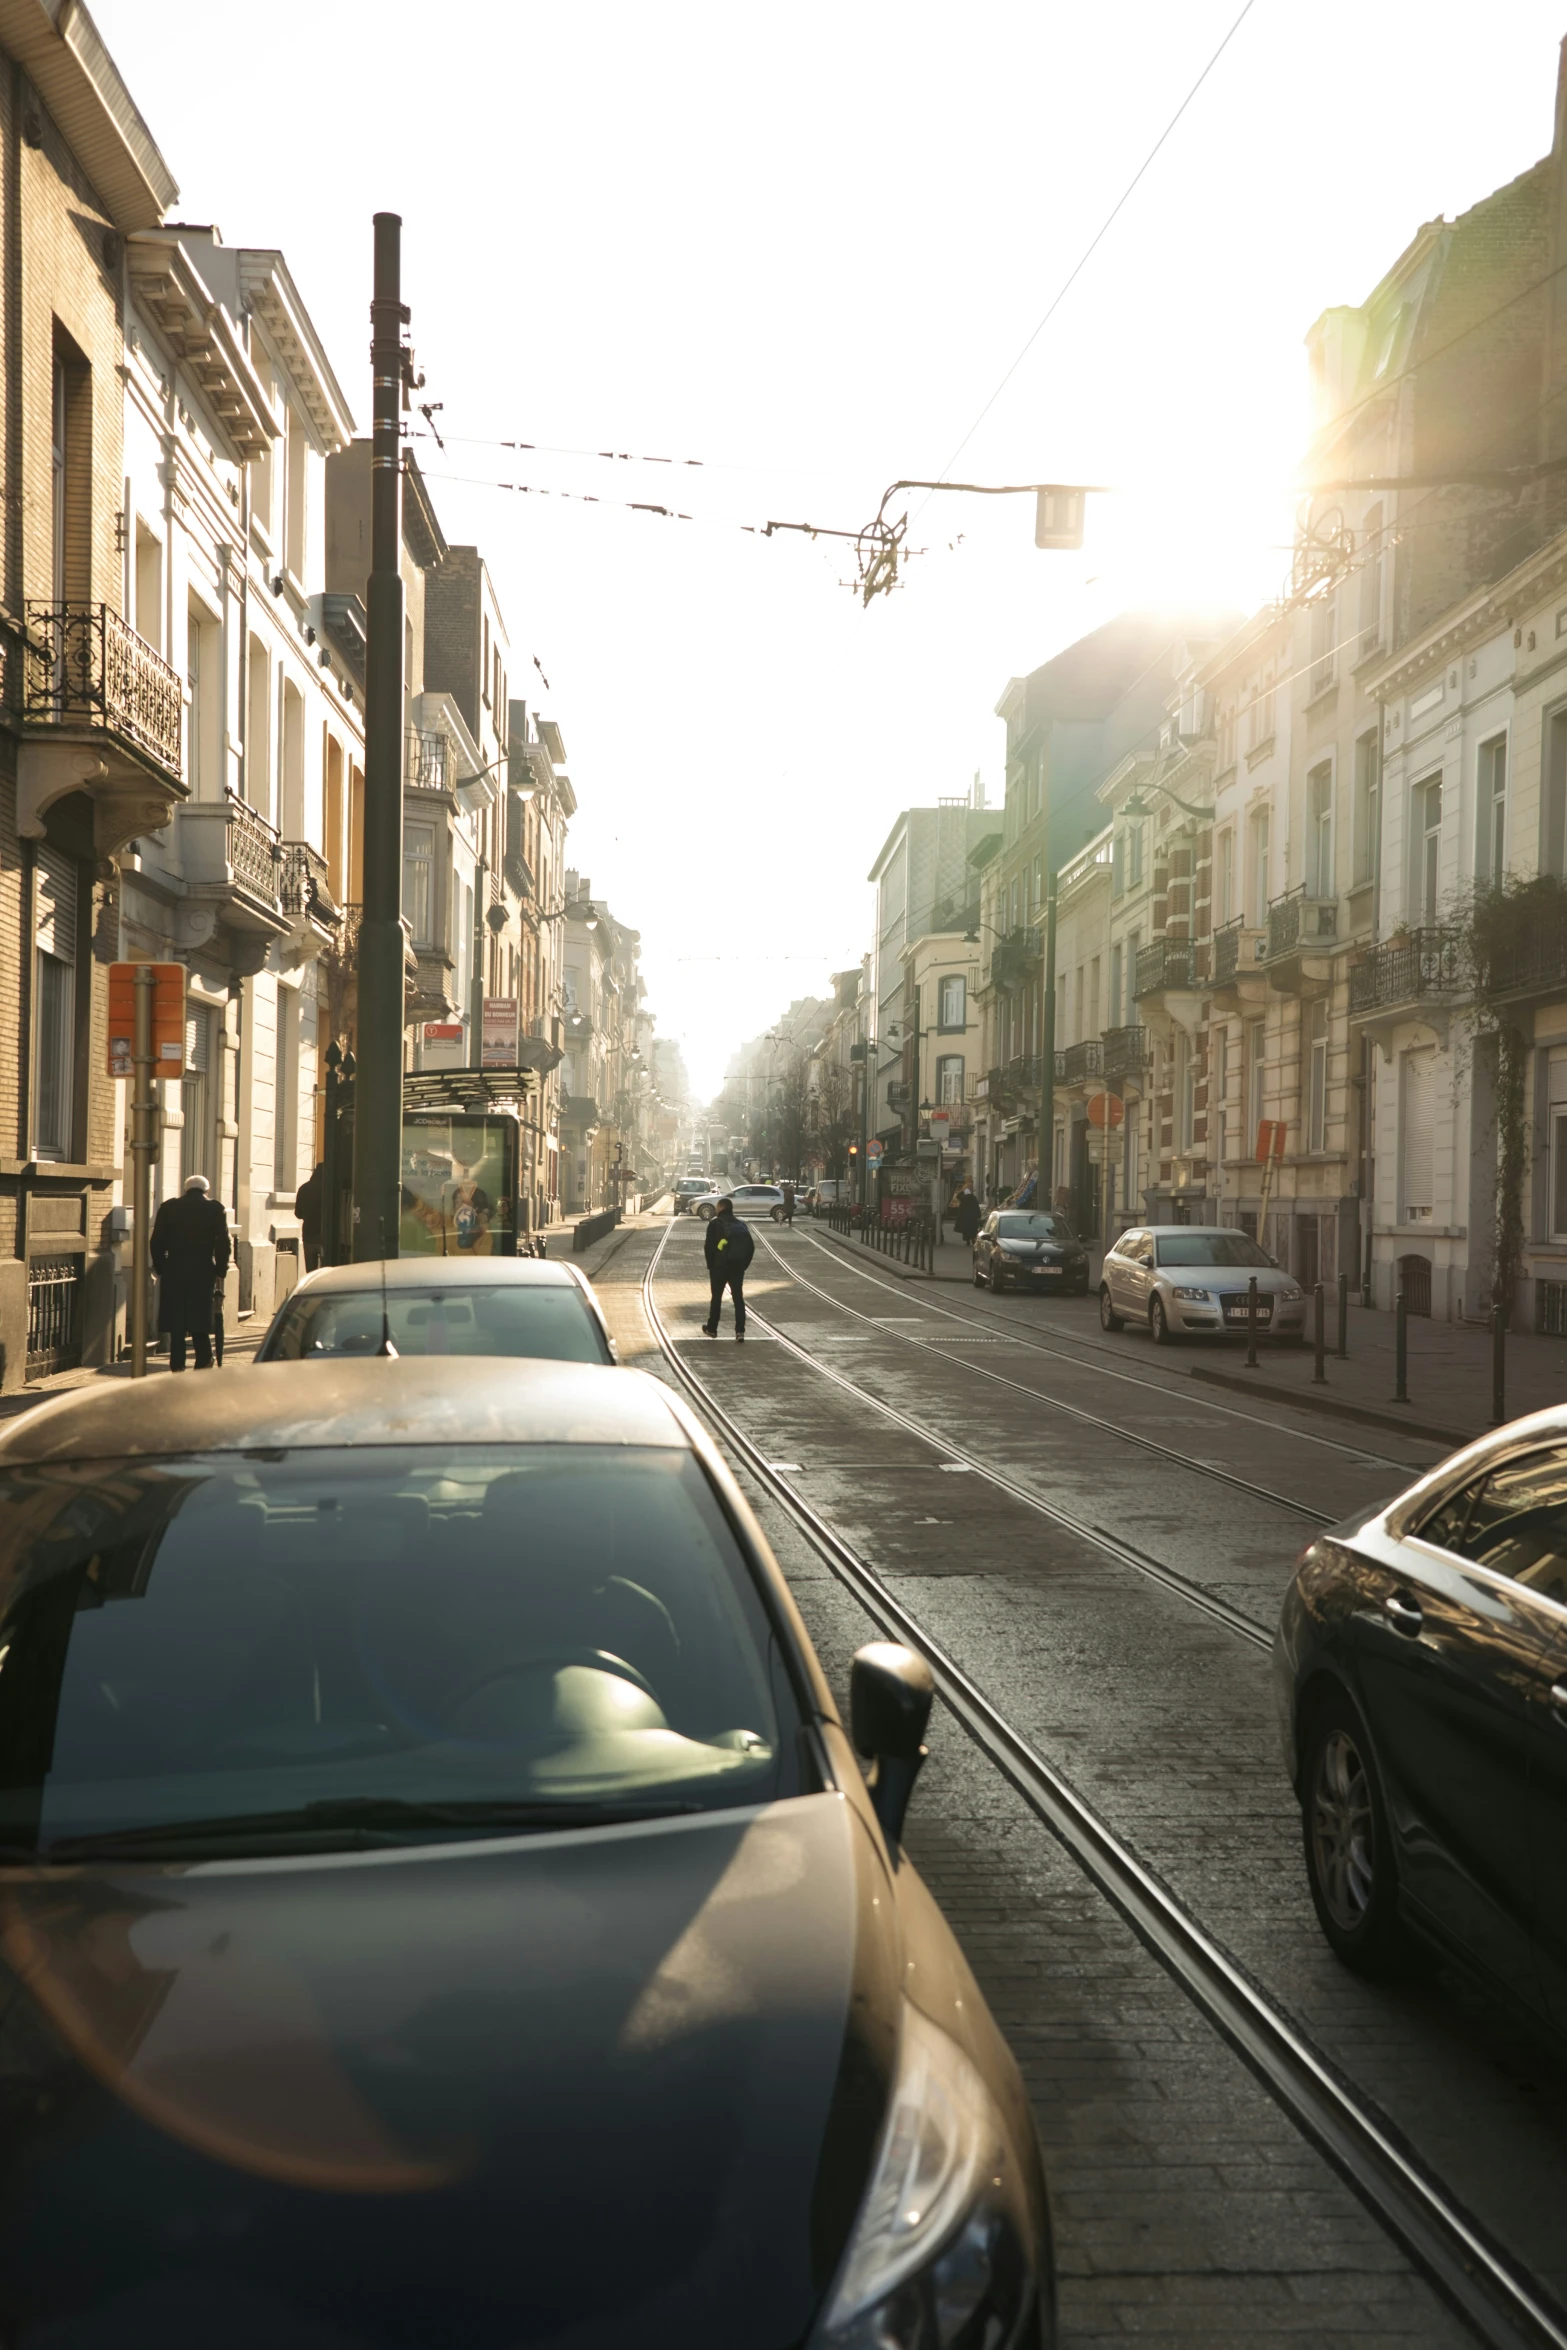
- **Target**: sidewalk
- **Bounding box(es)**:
[1188,1299,1567,1448]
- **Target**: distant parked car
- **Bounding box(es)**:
[1275,1403,1567,2034]
[256,1257,616,1364]
[672,1175,719,1215]
[1098,1225,1305,1345]
[697,1184,789,1223]
[972,1209,1089,1295]
[805,1181,849,1217]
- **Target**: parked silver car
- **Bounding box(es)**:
[697,1183,790,1223]
[1099,1225,1306,1345]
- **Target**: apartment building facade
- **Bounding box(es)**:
[120,226,358,1329]
[0,3,180,1383]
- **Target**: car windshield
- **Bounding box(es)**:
[995,1212,1073,1241]
[0,1445,792,1858]
[1155,1232,1274,1268]
[262,1284,608,1363]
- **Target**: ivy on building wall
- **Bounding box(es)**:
[1454,873,1567,1314]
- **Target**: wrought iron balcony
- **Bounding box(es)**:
[1101,1024,1150,1079]
[1267,885,1337,960]
[280,840,339,923]
[405,727,451,791]
[1473,899,1567,1001]
[1057,1039,1103,1085]
[1134,935,1196,997]
[1349,927,1464,1014]
[1212,917,1242,982]
[24,600,182,780]
[179,791,281,918]
[989,927,1040,991]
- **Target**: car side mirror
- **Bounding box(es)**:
[850,1642,934,1848]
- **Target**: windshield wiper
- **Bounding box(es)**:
[2,1794,706,1862]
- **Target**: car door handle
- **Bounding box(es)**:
[1550,1680,1567,1727]
[1384,1590,1424,1636]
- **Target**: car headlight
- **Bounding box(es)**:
[1279,1283,1304,1301]
[1171,1285,1211,1302]
[814,2001,1041,2349]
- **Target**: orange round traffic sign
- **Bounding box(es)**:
[1086,1092,1124,1129]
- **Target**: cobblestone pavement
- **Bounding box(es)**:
[591,1220,1496,2348]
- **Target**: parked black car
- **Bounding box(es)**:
[972,1210,1089,1295]
[0,1359,1054,2347]
[1275,1403,1567,2039]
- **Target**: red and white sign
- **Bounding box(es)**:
[423,1023,463,1044]
[1255,1119,1287,1162]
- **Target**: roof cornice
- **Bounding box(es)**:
[0,0,176,227]
[236,250,354,450]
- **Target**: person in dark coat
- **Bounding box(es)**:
[954,1184,982,1245]
[294,1162,325,1272]
[151,1174,232,1372]
[780,1180,796,1226]
[702,1196,754,1340]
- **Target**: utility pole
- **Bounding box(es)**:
[351,212,407,1262]
[1038,882,1057,1208]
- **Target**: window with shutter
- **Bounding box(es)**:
[1400,1049,1436,1221]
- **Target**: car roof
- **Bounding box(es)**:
[283,1257,578,1298]
[0,1359,686,1467]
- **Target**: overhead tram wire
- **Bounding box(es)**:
[909,0,1259,529]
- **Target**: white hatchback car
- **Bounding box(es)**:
[256,1257,617,1364]
[696,1184,791,1223]
[1099,1225,1307,1345]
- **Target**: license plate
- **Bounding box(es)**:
[1223,1302,1270,1323]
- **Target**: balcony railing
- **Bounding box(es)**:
[1101,1024,1150,1079]
[1349,927,1464,1015]
[1476,900,1567,1000]
[989,928,1040,991]
[227,793,281,899]
[1134,935,1196,997]
[24,601,182,779]
[1212,917,1242,982]
[1057,1039,1102,1085]
[405,727,451,791]
[1267,885,1337,960]
[280,840,338,922]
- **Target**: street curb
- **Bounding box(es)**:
[1188,1364,1471,1449]
[805,1221,973,1285]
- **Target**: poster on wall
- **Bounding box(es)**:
[482,997,518,1069]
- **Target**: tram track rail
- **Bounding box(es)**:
[757,1231,1346,1533]
[642,1215,1567,2350]
[792,1222,1430,1474]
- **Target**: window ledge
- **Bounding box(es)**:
[1352,641,1387,678]
[1244,736,1276,769]
[1306,681,1340,713]
[0,1160,116,1181]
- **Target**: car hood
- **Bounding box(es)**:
[0,1794,899,2349]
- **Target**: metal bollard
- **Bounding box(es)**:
[1245,1275,1260,1369]
[1394,1289,1408,1403]
[1313,1282,1327,1383]
[1336,1270,1349,1358]
[1492,1292,1507,1427]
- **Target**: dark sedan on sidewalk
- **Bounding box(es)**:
[1275,1403,1567,2043]
[972,1209,1089,1295]
[0,1360,1054,2348]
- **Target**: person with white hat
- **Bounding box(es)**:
[149,1174,231,1372]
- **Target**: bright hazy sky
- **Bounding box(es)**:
[93,1,1567,1099]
